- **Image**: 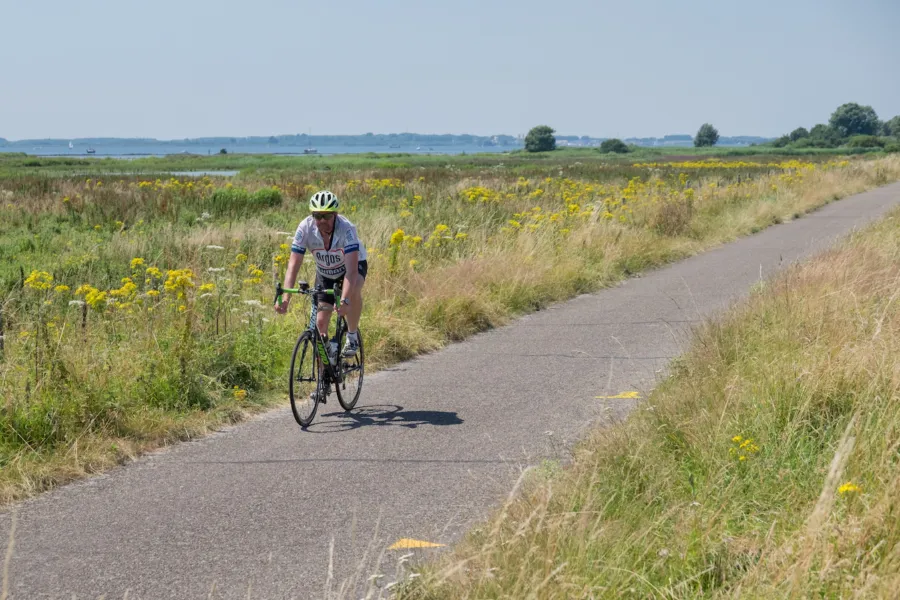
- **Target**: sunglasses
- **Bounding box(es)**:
[312,212,334,221]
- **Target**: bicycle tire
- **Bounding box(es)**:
[335,322,364,411]
[289,330,320,427]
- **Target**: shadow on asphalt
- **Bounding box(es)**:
[304,404,464,433]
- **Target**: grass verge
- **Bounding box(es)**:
[397,202,900,598]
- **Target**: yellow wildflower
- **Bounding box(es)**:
[130,257,145,269]
[85,288,107,309]
[24,270,54,290]
[54,285,70,294]
[164,269,195,296]
[838,482,861,495]
[390,229,406,246]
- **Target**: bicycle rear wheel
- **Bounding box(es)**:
[335,324,364,411]
[289,330,321,427]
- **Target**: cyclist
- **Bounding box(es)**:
[275,190,367,365]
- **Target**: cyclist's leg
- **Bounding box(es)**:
[342,261,366,356]
[346,260,367,333]
[314,272,338,339]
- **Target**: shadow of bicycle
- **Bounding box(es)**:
[305,404,463,433]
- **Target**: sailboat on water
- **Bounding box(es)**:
[303,128,318,154]
[68,141,74,149]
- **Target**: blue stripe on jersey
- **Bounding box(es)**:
[344,244,359,253]
[291,245,306,254]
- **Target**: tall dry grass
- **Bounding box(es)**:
[397,202,900,599]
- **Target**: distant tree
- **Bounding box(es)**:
[772,135,791,148]
[524,125,556,152]
[804,123,843,147]
[268,136,279,144]
[693,123,719,147]
[599,138,629,153]
[829,103,880,137]
[884,116,900,138]
[789,127,809,142]
[219,148,228,154]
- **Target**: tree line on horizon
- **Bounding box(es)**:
[769,102,900,151]
[524,102,900,154]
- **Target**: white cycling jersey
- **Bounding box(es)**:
[291,215,367,278]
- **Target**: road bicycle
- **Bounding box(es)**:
[274,281,364,427]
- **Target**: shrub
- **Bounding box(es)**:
[524,126,556,153]
[599,139,629,154]
[847,135,886,148]
[206,186,283,216]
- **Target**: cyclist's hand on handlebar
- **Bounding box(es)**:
[274,296,290,314]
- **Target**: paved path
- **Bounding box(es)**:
[2,183,899,600]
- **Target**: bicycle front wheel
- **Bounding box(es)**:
[336,326,364,411]
[289,330,320,427]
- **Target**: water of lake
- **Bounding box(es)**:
[0,143,519,158]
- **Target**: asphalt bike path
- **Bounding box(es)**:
[2,183,899,599]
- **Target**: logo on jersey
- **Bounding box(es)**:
[314,248,346,277]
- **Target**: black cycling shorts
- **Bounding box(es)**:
[314,260,368,307]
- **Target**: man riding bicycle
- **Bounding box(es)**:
[275,191,367,366]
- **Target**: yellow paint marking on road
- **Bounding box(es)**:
[595,391,642,399]
[388,538,446,550]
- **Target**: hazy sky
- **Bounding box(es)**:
[2,0,898,140]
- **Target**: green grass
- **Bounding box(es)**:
[396,195,900,599]
[0,154,897,505]
[1,144,888,179]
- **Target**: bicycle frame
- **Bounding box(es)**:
[276,281,346,381]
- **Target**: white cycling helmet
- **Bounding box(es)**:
[309,190,339,212]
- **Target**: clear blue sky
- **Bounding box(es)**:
[2,0,898,140]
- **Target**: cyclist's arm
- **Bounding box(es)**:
[279,227,308,306]
[284,251,304,289]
